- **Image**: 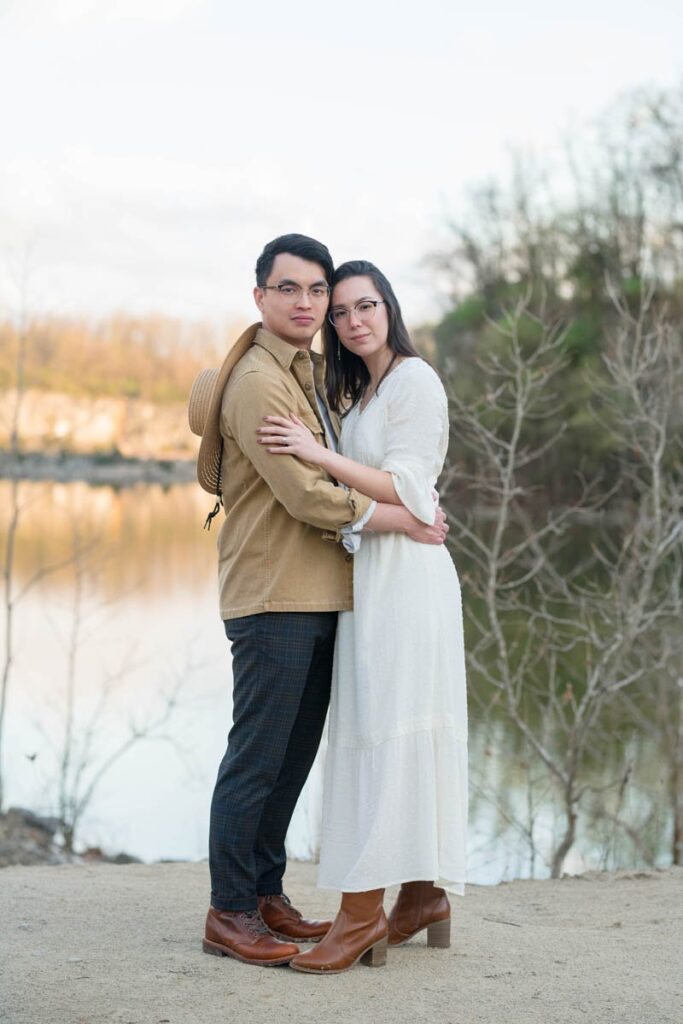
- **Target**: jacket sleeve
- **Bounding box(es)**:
[223,370,373,534]
[380,364,449,525]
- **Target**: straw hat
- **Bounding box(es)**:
[188,322,262,495]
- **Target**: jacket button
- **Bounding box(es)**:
[305,382,312,391]
[345,553,353,562]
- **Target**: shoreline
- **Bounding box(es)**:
[0,449,197,486]
[2,859,680,1023]
[0,454,639,526]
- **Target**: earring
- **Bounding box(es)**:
[337,337,341,358]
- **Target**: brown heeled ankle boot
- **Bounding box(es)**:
[289,889,388,974]
[387,881,451,947]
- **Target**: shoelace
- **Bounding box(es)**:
[239,911,272,937]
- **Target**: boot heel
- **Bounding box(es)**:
[427,917,451,949]
[360,935,388,968]
[202,939,226,957]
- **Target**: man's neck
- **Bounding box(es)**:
[261,322,314,352]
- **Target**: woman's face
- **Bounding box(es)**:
[331,275,389,362]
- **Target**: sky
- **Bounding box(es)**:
[1,0,682,329]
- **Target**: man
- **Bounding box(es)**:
[189,234,448,967]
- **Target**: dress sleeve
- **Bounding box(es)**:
[380,363,449,525]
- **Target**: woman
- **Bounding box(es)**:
[256,261,467,973]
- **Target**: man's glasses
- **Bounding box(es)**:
[261,282,330,302]
[328,299,385,327]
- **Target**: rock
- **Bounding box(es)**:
[0,807,68,868]
[0,808,140,868]
[82,847,142,865]
[0,449,196,486]
[6,807,62,835]
[110,852,142,865]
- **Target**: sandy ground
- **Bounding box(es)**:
[1,860,681,1024]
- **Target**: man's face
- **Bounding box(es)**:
[254,253,330,348]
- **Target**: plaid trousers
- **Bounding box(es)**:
[209,611,336,911]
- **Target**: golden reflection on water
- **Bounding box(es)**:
[0,479,217,597]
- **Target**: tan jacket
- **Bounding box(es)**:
[217,327,373,619]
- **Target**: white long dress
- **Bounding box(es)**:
[317,357,468,895]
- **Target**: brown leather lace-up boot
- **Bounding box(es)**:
[387,881,451,947]
[289,889,387,974]
[258,893,332,942]
[202,907,300,965]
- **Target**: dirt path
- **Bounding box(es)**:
[1,861,680,1024]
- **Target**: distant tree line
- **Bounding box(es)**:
[0,313,229,405]
[427,83,683,508]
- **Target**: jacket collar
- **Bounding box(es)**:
[254,327,322,370]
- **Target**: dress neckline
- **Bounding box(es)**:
[356,357,415,416]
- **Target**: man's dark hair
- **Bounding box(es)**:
[255,233,334,287]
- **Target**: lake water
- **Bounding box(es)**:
[1,480,671,885]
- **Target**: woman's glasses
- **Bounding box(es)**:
[328,299,385,327]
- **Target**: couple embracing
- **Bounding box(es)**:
[189,233,467,975]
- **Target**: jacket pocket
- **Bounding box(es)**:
[297,408,327,444]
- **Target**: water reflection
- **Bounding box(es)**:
[1,479,215,597]
[0,480,671,882]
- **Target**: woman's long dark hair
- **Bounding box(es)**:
[323,260,422,413]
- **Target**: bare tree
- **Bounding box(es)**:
[0,257,30,812]
[1,256,81,811]
[587,286,683,865]
[442,287,682,876]
[27,521,199,855]
[55,651,189,857]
